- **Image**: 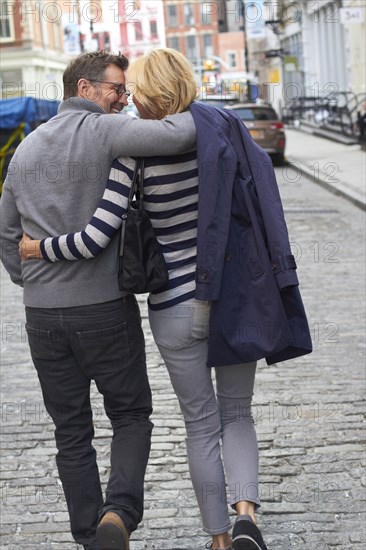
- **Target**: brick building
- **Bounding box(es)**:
[0,0,71,100]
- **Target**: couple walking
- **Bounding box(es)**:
[0,49,311,550]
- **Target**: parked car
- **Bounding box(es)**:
[224,103,286,164]
[196,93,238,110]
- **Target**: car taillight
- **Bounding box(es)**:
[270,122,284,130]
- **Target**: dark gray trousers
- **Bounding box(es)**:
[25,296,152,550]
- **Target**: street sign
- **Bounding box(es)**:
[265,49,283,58]
[245,0,266,39]
[62,17,81,56]
[340,7,364,24]
[284,56,298,72]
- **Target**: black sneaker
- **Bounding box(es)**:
[232,515,268,550]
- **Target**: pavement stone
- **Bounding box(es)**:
[1,162,365,549]
[285,128,366,211]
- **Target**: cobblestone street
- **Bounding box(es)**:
[1,166,365,549]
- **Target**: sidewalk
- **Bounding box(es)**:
[285,128,366,210]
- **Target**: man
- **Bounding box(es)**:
[0,51,196,550]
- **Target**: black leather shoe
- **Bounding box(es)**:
[232,515,268,550]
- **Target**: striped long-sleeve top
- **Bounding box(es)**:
[40,151,199,310]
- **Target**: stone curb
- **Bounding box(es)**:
[286,156,366,212]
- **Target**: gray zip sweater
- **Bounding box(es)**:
[0,98,196,307]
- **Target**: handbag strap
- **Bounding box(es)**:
[119,158,145,257]
[127,158,141,205]
[127,158,145,207]
[137,158,145,202]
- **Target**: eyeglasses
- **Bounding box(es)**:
[89,80,130,97]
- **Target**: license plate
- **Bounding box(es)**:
[249,130,265,140]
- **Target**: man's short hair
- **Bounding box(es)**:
[63,50,129,100]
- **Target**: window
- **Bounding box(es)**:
[104,32,111,51]
[201,4,212,25]
[186,35,197,64]
[53,20,61,51]
[184,3,194,26]
[167,4,178,28]
[226,51,238,69]
[0,0,15,41]
[234,107,278,121]
[203,34,213,58]
[150,20,158,39]
[168,36,180,51]
[134,20,143,41]
[47,4,61,50]
[0,69,23,97]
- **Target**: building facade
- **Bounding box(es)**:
[277,0,365,106]
[0,0,71,100]
[78,0,114,52]
[162,0,220,84]
[2,1,362,110]
[251,0,366,114]
[217,1,245,75]
[341,0,365,96]
[118,0,166,61]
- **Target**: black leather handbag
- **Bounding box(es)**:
[118,158,169,294]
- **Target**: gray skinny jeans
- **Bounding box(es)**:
[149,299,260,535]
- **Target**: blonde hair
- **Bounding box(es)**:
[127,48,198,119]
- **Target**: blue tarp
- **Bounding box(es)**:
[0,97,59,134]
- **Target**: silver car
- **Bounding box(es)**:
[225,103,286,164]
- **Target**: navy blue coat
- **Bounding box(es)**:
[190,101,312,367]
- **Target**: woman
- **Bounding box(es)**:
[20,48,269,550]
